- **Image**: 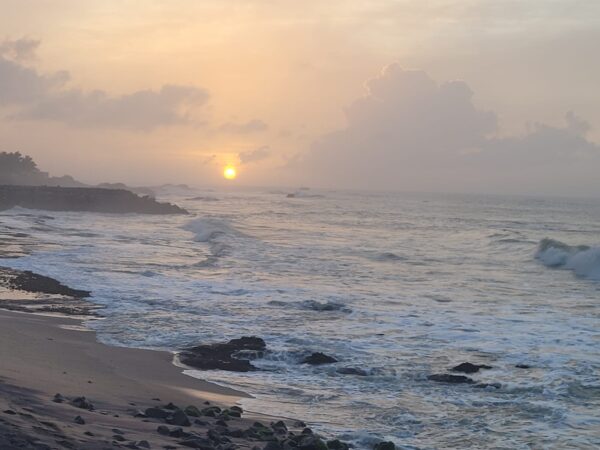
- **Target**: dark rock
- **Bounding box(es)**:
[294,421,307,428]
[451,362,492,374]
[53,393,65,403]
[169,427,191,439]
[179,336,266,372]
[515,364,531,369]
[201,406,222,417]
[6,270,90,298]
[327,440,349,450]
[84,431,94,436]
[184,405,201,417]
[374,442,395,450]
[166,410,191,427]
[2,410,16,415]
[195,419,210,426]
[157,425,170,435]
[230,405,243,414]
[164,402,179,410]
[223,408,241,418]
[145,407,170,419]
[297,435,328,450]
[216,419,228,427]
[227,429,244,438]
[428,374,474,384]
[301,352,337,365]
[475,382,501,389]
[264,442,283,450]
[136,441,151,449]
[112,428,125,435]
[178,437,215,449]
[73,416,85,425]
[113,434,126,442]
[271,420,288,433]
[70,397,94,410]
[336,367,368,376]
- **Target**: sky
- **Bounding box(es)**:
[0,0,599,196]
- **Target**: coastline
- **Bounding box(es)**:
[0,271,352,450]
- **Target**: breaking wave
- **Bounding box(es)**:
[536,238,600,280]
[182,217,241,243]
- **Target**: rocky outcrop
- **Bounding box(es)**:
[427,374,474,384]
[450,362,492,374]
[0,185,187,214]
[301,352,338,365]
[178,337,266,372]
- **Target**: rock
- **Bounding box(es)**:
[294,421,307,428]
[169,427,191,439]
[336,367,368,376]
[327,440,349,450]
[178,437,215,449]
[73,416,85,425]
[184,405,201,417]
[428,374,474,384]
[113,435,126,442]
[166,410,191,427]
[157,425,170,436]
[145,407,170,419]
[515,364,531,369]
[301,352,338,365]
[179,337,266,372]
[2,410,16,415]
[271,420,288,433]
[223,408,241,418]
[53,393,65,403]
[297,435,328,450]
[450,362,492,374]
[230,405,243,415]
[201,406,222,417]
[264,442,283,450]
[374,442,395,450]
[136,441,151,449]
[164,402,179,410]
[84,431,94,436]
[475,382,501,389]
[70,397,94,410]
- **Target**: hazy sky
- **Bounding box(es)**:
[1,0,599,195]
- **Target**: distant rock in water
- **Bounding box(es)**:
[179,336,266,372]
[451,362,492,374]
[301,352,338,365]
[0,185,187,214]
[428,374,474,384]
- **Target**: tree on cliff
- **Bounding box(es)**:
[0,151,83,186]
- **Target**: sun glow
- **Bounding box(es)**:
[223,166,237,180]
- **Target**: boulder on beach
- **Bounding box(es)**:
[179,336,267,372]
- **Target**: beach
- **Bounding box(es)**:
[0,267,349,450]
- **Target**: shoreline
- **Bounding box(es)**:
[0,269,357,450]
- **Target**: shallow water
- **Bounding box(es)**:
[1,189,600,448]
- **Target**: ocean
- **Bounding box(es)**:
[1,188,599,448]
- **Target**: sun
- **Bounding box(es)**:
[223,166,237,180]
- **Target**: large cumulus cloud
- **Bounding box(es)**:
[300,63,600,194]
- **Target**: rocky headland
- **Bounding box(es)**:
[0,185,187,215]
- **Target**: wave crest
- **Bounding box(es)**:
[182,217,240,243]
[536,238,600,280]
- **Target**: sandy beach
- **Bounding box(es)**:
[0,278,346,450]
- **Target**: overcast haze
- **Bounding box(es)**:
[1,0,599,195]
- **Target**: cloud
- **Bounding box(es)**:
[18,84,209,130]
[238,146,271,164]
[0,37,40,62]
[298,63,600,194]
[0,38,209,131]
[219,119,268,134]
[0,55,68,105]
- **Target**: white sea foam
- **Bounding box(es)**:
[182,217,240,242]
[536,238,600,280]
